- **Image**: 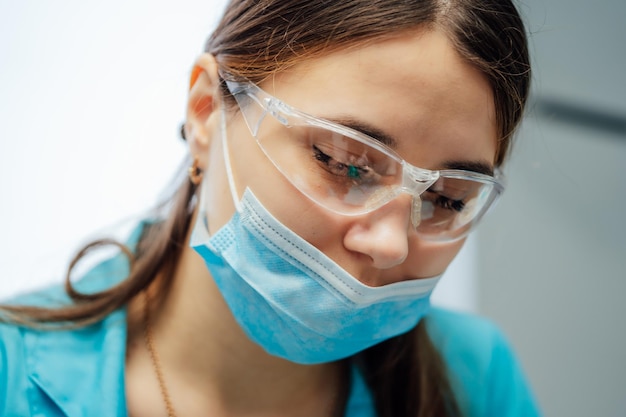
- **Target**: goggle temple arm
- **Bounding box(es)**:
[225,79,269,137]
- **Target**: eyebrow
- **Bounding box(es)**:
[325,116,398,149]
[441,160,494,177]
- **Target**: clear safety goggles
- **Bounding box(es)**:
[224,76,504,242]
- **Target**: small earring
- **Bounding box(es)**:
[188,158,203,185]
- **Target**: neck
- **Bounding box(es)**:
[127,240,347,416]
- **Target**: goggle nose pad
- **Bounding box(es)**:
[402,165,439,229]
[411,196,422,229]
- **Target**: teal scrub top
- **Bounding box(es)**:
[0,228,541,417]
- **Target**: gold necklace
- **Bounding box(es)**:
[142,291,178,417]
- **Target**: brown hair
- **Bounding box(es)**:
[2,1,530,416]
[208,0,530,166]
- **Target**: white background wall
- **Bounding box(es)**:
[0,1,477,308]
[0,0,225,296]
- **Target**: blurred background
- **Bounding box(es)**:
[1,1,624,416]
[476,1,626,416]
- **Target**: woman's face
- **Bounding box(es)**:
[201,29,497,287]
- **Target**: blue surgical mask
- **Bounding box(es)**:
[189,109,441,365]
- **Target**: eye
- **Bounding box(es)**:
[313,145,332,164]
[433,195,465,212]
[423,190,466,212]
[312,145,377,184]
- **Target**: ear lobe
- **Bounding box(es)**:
[185,54,221,167]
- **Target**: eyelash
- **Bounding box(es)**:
[313,145,332,164]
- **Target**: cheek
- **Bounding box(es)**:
[227,121,285,205]
[261,183,336,245]
[251,175,347,261]
[404,238,467,277]
[227,121,330,241]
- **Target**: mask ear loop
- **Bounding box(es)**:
[189,103,242,243]
[221,106,243,213]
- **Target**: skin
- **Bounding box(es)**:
[125,28,497,417]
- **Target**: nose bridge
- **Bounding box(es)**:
[401,163,439,197]
[344,194,412,270]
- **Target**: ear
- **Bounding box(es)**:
[184,53,221,170]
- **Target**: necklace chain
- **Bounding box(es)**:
[141,291,348,417]
[142,291,178,417]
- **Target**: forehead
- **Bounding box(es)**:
[261,29,498,169]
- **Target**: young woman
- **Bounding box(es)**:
[0,1,538,416]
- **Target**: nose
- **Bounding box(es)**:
[342,195,413,270]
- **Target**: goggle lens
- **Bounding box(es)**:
[256,121,403,212]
